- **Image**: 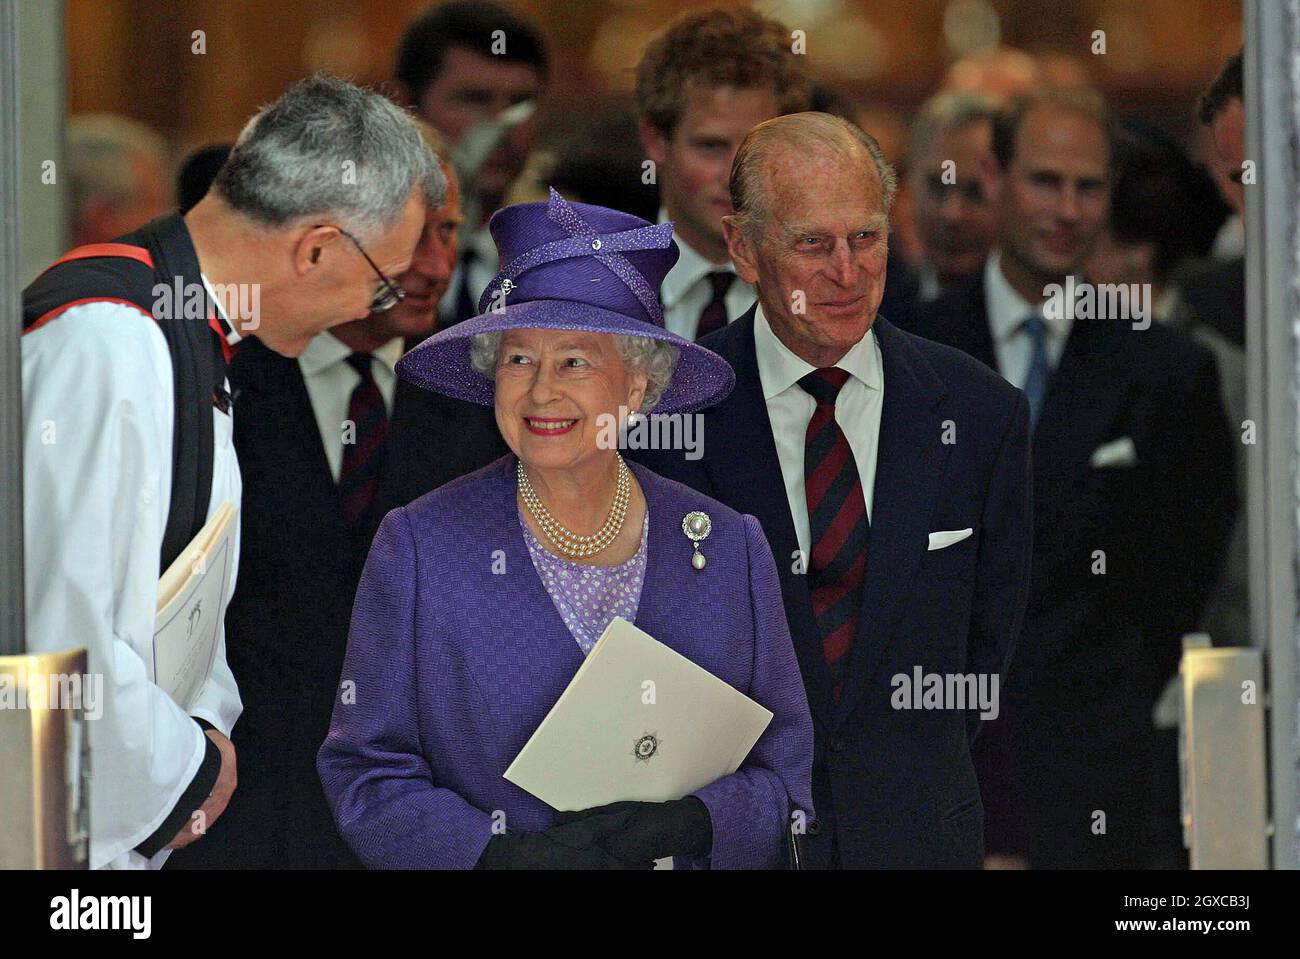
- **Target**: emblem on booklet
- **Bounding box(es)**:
[633,733,660,763]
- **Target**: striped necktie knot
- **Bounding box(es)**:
[708,270,734,298]
[798,367,851,406]
[346,351,375,381]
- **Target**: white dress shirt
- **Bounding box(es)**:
[658,208,756,340]
[983,251,1074,389]
[753,303,884,567]
[22,294,243,870]
[298,332,404,483]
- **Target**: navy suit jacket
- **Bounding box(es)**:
[905,274,1237,867]
[635,306,1033,868]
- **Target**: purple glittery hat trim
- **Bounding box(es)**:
[396,189,736,414]
[397,300,735,414]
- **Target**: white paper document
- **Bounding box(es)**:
[504,616,774,811]
[153,502,237,712]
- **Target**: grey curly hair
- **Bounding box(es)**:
[469,331,679,412]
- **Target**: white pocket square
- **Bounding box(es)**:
[1090,436,1138,468]
[927,528,973,551]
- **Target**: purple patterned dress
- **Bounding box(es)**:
[519,506,649,655]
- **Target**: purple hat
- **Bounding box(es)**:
[396,188,735,414]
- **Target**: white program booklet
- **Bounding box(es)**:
[504,616,774,811]
[153,502,237,712]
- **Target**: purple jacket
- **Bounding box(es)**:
[317,455,814,869]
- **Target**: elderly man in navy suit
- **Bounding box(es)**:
[636,111,1033,868]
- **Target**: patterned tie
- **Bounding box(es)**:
[798,368,870,703]
[694,271,735,340]
[338,353,389,525]
[1020,313,1052,428]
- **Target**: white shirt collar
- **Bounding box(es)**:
[201,272,241,344]
[753,301,881,402]
[984,250,1074,343]
[657,206,737,309]
[298,330,404,378]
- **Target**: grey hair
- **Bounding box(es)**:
[729,111,898,235]
[66,113,169,224]
[906,91,998,170]
[470,331,680,413]
[213,74,444,241]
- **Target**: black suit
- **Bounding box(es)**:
[905,273,1238,868]
[1177,256,1244,348]
[167,337,506,868]
[636,306,1033,868]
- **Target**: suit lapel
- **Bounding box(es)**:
[833,318,951,729]
[704,309,835,727]
[932,277,998,370]
[1028,311,1127,525]
[1033,309,1126,449]
[231,341,350,545]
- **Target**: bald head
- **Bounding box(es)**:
[721,112,895,369]
[729,112,897,237]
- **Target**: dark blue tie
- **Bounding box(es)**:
[1021,314,1051,427]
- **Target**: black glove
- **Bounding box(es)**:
[474,807,654,870]
[553,797,713,864]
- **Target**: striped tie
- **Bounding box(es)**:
[338,353,388,526]
[798,368,869,702]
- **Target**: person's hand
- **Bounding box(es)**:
[164,729,237,850]
[553,798,713,864]
[475,807,654,869]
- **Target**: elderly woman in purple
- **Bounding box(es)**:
[317,189,813,869]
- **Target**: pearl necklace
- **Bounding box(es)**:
[518,455,631,558]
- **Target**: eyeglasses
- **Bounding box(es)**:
[324,225,407,313]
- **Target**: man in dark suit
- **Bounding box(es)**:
[905,87,1237,868]
[168,143,505,869]
[636,111,1034,868]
